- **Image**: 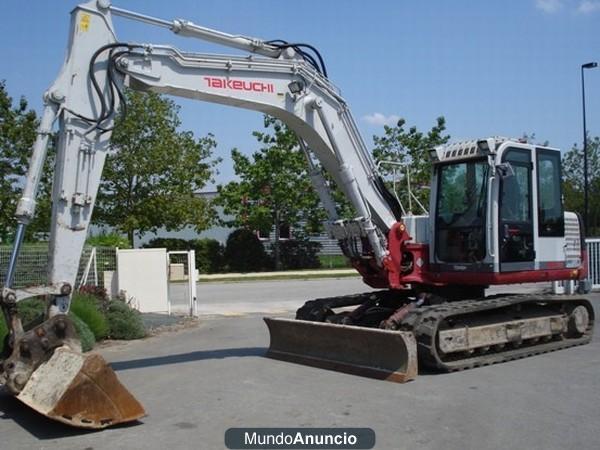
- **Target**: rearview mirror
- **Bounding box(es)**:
[496,162,515,179]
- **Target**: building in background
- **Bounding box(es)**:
[129,191,342,256]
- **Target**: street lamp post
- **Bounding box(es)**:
[582,62,597,236]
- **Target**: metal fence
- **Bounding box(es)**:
[77,246,117,288]
[309,235,344,256]
[259,226,343,256]
[0,245,117,289]
[587,238,600,290]
[1,240,599,291]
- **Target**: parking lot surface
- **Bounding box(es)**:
[0,281,598,450]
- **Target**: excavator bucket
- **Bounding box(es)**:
[15,348,145,429]
[264,318,418,383]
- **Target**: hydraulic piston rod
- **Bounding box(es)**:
[105,2,282,58]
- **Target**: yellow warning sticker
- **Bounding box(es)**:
[80,13,91,32]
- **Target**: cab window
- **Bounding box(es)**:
[536,149,564,237]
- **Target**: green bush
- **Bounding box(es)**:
[193,238,225,273]
[3,297,44,355]
[0,318,7,355]
[69,312,96,352]
[17,298,46,326]
[224,229,272,272]
[278,239,322,270]
[0,313,95,354]
[106,300,146,340]
[4,295,145,350]
[15,298,98,351]
[144,237,226,273]
[78,285,111,314]
[70,293,109,340]
[0,295,147,353]
[143,237,191,251]
[78,285,109,304]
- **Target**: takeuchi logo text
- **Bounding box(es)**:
[204,77,274,93]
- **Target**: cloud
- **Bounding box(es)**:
[362,113,401,126]
[534,0,600,14]
[535,0,563,12]
[577,0,600,13]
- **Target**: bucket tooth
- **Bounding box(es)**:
[16,347,145,429]
[264,317,418,383]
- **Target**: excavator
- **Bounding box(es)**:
[0,1,594,429]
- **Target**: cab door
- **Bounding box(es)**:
[535,148,565,265]
[498,148,535,271]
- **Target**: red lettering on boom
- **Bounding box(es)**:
[204,77,274,93]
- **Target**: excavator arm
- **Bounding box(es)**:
[6,1,403,306]
[0,1,413,428]
[118,44,399,261]
[3,2,592,430]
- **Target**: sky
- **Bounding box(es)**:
[1,0,599,187]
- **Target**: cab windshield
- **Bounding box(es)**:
[435,159,490,263]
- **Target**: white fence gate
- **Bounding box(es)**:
[112,248,198,315]
[167,250,197,316]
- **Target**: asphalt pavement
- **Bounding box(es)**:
[169,277,551,316]
[0,279,598,450]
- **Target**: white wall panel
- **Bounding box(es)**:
[117,248,169,313]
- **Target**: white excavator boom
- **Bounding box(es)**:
[0,2,413,428]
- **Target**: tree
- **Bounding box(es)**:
[216,116,326,269]
[224,229,272,272]
[95,89,219,246]
[0,81,38,243]
[25,138,55,240]
[563,136,600,235]
[520,132,549,147]
[371,116,450,212]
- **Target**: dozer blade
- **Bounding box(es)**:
[264,317,418,383]
[15,347,145,429]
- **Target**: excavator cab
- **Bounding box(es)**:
[429,138,582,282]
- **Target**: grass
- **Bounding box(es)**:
[198,271,359,283]
[318,255,352,269]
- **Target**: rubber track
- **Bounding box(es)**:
[412,294,595,372]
